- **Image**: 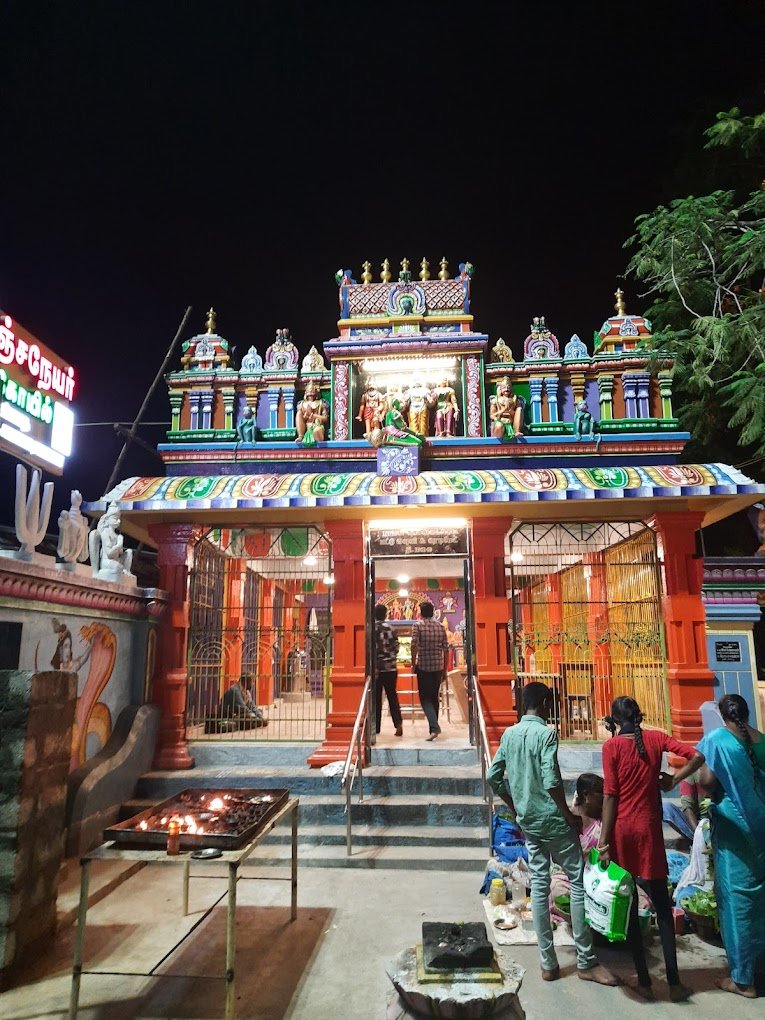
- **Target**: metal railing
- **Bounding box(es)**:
[472,681,495,850]
[340,676,373,856]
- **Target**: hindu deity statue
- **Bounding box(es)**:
[89,502,134,582]
[237,405,257,443]
[573,399,598,441]
[434,378,460,438]
[368,389,424,447]
[405,375,434,435]
[295,380,329,446]
[489,378,524,439]
[356,380,387,438]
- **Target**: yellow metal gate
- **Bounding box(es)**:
[509,521,669,739]
[186,526,332,741]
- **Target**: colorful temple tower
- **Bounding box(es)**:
[86,259,764,768]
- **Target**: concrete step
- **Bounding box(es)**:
[262,823,491,849]
[189,741,320,767]
[241,841,491,871]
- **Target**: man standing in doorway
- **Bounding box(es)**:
[487,682,618,987]
[374,604,403,736]
[411,600,448,741]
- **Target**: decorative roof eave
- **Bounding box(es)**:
[83,465,764,546]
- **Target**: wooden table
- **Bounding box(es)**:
[68,796,299,1019]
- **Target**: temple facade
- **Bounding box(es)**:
[84,258,765,768]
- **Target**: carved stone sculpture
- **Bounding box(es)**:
[237,406,257,443]
[89,502,134,582]
[14,464,54,560]
[489,378,524,440]
[57,490,89,568]
[295,381,328,446]
[573,399,599,441]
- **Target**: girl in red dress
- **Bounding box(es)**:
[599,696,704,1001]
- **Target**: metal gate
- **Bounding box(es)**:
[509,521,669,739]
[186,526,332,741]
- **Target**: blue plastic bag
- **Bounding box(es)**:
[491,813,528,864]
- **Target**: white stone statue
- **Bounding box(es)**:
[14,463,54,560]
[89,502,135,582]
[57,490,90,568]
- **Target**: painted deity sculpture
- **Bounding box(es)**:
[405,376,434,435]
[489,378,524,440]
[356,380,387,438]
[573,399,598,440]
[434,379,460,438]
[237,406,257,443]
[295,381,329,446]
[368,391,424,447]
[57,490,89,566]
[89,502,134,582]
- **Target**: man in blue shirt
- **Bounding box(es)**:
[487,682,618,987]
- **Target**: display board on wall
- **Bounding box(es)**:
[0,311,76,473]
[714,640,742,663]
[370,526,468,558]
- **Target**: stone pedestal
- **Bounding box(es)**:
[0,669,77,987]
[386,946,525,1019]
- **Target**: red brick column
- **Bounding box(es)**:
[307,518,366,767]
[472,517,515,752]
[649,512,715,742]
[148,523,202,770]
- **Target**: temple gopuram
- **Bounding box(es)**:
[85,258,765,768]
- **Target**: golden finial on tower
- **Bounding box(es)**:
[205,307,217,334]
[361,260,373,285]
[438,257,449,281]
[381,258,392,283]
[400,257,410,274]
[420,257,430,281]
[614,288,627,316]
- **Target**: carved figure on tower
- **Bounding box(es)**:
[295,380,328,446]
[356,380,387,438]
[573,399,598,441]
[405,375,434,435]
[89,502,134,582]
[489,378,524,440]
[237,405,257,443]
[57,490,89,566]
[434,378,460,438]
[368,390,424,447]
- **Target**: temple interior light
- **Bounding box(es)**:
[396,573,410,583]
[360,356,458,386]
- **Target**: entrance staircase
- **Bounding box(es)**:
[121,741,683,870]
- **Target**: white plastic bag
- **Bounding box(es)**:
[583,849,634,942]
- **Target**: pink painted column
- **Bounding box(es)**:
[148,522,202,769]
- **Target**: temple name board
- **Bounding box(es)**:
[714,640,742,663]
[369,526,468,558]
[0,312,77,473]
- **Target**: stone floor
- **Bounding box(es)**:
[0,853,760,1019]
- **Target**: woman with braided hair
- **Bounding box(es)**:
[698,694,765,998]
[599,696,704,1000]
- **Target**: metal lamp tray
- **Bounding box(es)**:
[104,787,289,850]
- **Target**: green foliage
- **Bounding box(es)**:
[625,108,765,462]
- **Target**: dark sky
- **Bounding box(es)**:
[1,0,764,521]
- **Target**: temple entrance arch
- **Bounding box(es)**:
[366,519,475,745]
[508,520,669,739]
[186,525,332,742]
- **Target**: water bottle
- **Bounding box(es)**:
[511,880,526,907]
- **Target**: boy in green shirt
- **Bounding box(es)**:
[487,682,618,986]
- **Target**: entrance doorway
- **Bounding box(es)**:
[366,520,476,748]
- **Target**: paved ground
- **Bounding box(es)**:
[0,857,761,1019]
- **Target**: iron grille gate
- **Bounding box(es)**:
[186,526,332,741]
[509,521,669,739]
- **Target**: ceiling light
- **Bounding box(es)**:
[510,551,524,563]
[322,574,335,586]
[399,588,409,598]
[303,554,318,566]
[396,573,410,584]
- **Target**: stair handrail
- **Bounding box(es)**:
[340,675,372,857]
[472,681,495,850]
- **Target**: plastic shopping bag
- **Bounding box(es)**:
[583,848,634,942]
[491,813,528,864]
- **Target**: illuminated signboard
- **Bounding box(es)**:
[0,312,77,474]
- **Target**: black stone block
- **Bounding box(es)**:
[422,921,494,970]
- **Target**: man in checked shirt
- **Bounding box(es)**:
[411,600,448,741]
[373,604,403,736]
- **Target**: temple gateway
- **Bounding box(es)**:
[85,259,765,769]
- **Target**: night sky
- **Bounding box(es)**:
[1,1,764,526]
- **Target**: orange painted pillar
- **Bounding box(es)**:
[148,523,202,770]
[307,518,366,767]
[584,552,612,719]
[649,512,715,741]
[472,517,515,752]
